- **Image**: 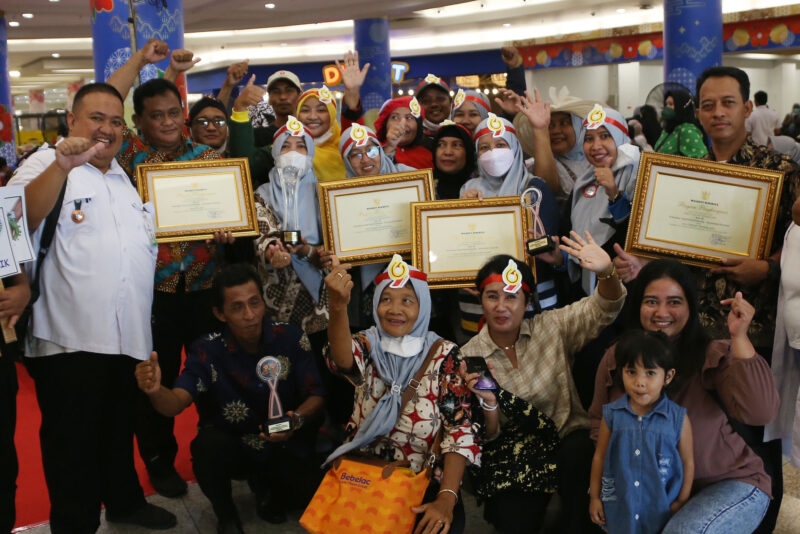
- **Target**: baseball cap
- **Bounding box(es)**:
[266,70,302,92]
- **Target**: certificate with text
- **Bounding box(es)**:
[626,152,784,267]
[319,170,434,265]
[412,198,533,288]
[136,158,259,243]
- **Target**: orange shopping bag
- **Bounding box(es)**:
[300,455,430,534]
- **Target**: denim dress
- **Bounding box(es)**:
[601,394,686,534]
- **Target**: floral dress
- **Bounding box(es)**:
[325,334,481,474]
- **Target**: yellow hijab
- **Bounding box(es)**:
[297,87,345,182]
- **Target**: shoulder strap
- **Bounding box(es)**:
[29,179,68,305]
[399,339,445,412]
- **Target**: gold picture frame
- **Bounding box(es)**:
[411,197,533,289]
[136,158,259,244]
[625,152,784,267]
[318,169,434,266]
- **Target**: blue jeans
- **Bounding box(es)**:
[662,480,769,534]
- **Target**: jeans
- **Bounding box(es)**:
[662,480,769,534]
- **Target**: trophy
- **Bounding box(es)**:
[278,165,302,246]
[256,356,293,435]
[521,187,555,255]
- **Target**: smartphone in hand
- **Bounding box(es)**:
[464,356,498,390]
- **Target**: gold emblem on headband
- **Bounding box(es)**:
[439,119,456,126]
[487,112,505,138]
[585,104,607,130]
[502,259,523,294]
[409,97,422,118]
[424,73,441,85]
[286,115,304,137]
[387,254,411,288]
[318,85,333,104]
[350,123,369,147]
[453,89,465,109]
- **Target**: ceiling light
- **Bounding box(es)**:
[22,13,34,19]
[49,0,60,2]
[280,42,287,46]
[52,53,60,58]
[449,90,455,96]
[8,21,20,27]
[52,68,95,73]
[265,2,275,7]
[398,89,404,95]
[9,71,20,78]
[503,23,511,27]
[483,88,490,94]
[492,88,498,94]
[616,8,626,13]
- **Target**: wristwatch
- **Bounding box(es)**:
[292,411,305,430]
[608,191,622,204]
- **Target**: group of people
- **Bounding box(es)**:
[0,36,799,534]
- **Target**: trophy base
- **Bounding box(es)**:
[282,230,302,246]
[526,236,556,255]
[266,415,293,435]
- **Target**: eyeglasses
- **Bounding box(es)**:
[194,117,227,128]
[349,146,380,161]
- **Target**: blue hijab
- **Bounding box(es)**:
[325,258,441,465]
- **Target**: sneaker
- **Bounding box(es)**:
[106,503,177,529]
[255,493,287,524]
[149,467,188,498]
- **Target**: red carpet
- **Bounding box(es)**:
[13,362,199,530]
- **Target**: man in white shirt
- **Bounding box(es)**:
[745,90,782,146]
[9,83,175,533]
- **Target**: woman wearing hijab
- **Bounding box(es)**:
[768,135,800,165]
[654,90,708,158]
[374,96,434,170]
[451,89,491,134]
[324,256,480,534]
[340,123,414,178]
[253,116,329,338]
[434,121,476,200]
[296,86,346,181]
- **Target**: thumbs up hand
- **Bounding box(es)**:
[135,351,163,395]
[233,74,267,112]
[612,243,645,283]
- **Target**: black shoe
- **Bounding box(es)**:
[217,517,245,534]
[106,503,177,529]
[149,467,188,498]
[256,493,287,524]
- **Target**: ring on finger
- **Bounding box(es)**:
[337,272,344,279]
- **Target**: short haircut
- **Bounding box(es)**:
[754,90,767,106]
[475,254,535,303]
[72,83,124,114]
[615,329,674,373]
[188,96,226,123]
[211,263,263,309]
[696,66,750,102]
[133,78,182,116]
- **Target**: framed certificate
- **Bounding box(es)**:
[136,158,259,243]
[411,197,533,289]
[318,170,434,266]
[626,152,784,267]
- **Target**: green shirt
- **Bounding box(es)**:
[654,122,708,158]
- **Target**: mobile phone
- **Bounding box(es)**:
[463,356,498,390]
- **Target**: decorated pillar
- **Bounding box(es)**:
[663,0,723,94]
[353,18,392,127]
[66,80,86,111]
[90,0,185,94]
[0,12,17,167]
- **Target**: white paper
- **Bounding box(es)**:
[0,207,21,279]
[0,185,35,263]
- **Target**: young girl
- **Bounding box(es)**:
[590,330,694,534]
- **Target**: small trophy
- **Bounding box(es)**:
[278,165,302,246]
[256,356,293,435]
[521,187,555,255]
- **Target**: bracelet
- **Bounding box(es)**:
[479,397,498,411]
[305,246,314,259]
[438,488,459,504]
[597,264,617,280]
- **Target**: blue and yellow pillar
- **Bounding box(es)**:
[663,0,723,94]
[354,18,392,126]
[0,13,17,167]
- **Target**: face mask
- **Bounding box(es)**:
[275,150,307,173]
[661,107,676,122]
[478,147,514,177]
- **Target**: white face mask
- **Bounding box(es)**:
[275,149,308,174]
[478,147,514,177]
[380,335,424,358]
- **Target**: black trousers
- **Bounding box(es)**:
[26,352,146,534]
[0,356,18,534]
[135,284,219,475]
[484,429,598,534]
[190,426,321,521]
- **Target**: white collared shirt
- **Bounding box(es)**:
[9,148,157,360]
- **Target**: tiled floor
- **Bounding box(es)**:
[14,465,800,534]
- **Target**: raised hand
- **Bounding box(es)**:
[233,74,266,112]
[559,230,612,274]
[324,256,353,310]
[517,88,551,130]
[54,137,104,173]
[169,49,201,74]
[500,46,522,68]
[594,167,618,199]
[139,38,169,65]
[224,60,250,87]
[721,291,755,341]
[494,88,522,116]
[135,352,162,395]
[266,241,292,269]
[335,50,370,91]
[612,243,645,283]
[384,123,405,150]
